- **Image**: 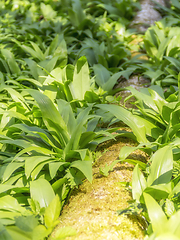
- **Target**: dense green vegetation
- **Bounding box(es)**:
[1,0,180,239]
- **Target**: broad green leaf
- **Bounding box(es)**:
[120,159,146,170]
[14,146,54,159]
[156,37,170,61]
[52,226,77,240]
[11,123,61,150]
[148,88,167,113]
[3,87,28,109]
[84,91,100,104]
[0,196,25,213]
[97,3,120,15]
[0,210,21,220]
[27,89,69,148]
[103,71,125,92]
[25,156,52,179]
[144,69,164,84]
[6,226,32,240]
[144,182,172,200]
[30,42,45,61]
[64,106,92,155]
[1,49,20,74]
[0,222,13,240]
[119,146,140,160]
[44,195,61,228]
[132,165,147,202]
[171,181,180,195]
[164,56,180,71]
[166,210,180,237]
[93,64,111,87]
[165,199,176,217]
[68,0,85,27]
[143,193,167,234]
[52,177,67,191]
[70,160,92,183]
[49,162,68,180]
[79,132,97,149]
[47,34,61,56]
[57,99,76,136]
[30,179,55,208]
[126,87,159,112]
[0,110,29,121]
[15,215,38,232]
[2,163,24,182]
[97,104,153,143]
[147,145,173,186]
[69,56,90,100]
[40,3,57,20]
[32,225,50,240]
[39,56,60,75]
[24,59,39,79]
[154,233,180,240]
[21,44,44,61]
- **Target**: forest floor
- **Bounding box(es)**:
[51,0,167,239]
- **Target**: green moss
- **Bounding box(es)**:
[51,138,147,240]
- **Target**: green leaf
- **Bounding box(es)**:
[32,225,51,240]
[68,0,85,27]
[132,165,147,202]
[25,156,52,179]
[144,183,172,200]
[93,64,111,87]
[6,226,32,240]
[2,163,24,183]
[0,196,25,213]
[52,226,77,240]
[30,179,55,208]
[69,56,90,100]
[44,195,61,228]
[164,56,180,71]
[119,146,140,160]
[49,162,68,180]
[166,210,180,237]
[154,233,180,240]
[15,215,38,232]
[97,104,154,143]
[70,160,92,183]
[1,49,20,74]
[103,72,124,92]
[165,199,176,217]
[0,222,13,240]
[143,193,167,234]
[21,45,44,61]
[57,99,76,137]
[156,37,170,61]
[147,145,173,186]
[64,106,92,156]
[40,3,57,20]
[24,59,39,79]
[27,89,69,148]
[126,87,159,112]
[99,160,119,177]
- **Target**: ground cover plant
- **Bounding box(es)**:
[1,0,180,239]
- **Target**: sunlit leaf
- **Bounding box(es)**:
[44,195,61,228]
[30,179,55,208]
[143,193,167,234]
[132,165,147,202]
[147,145,173,186]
